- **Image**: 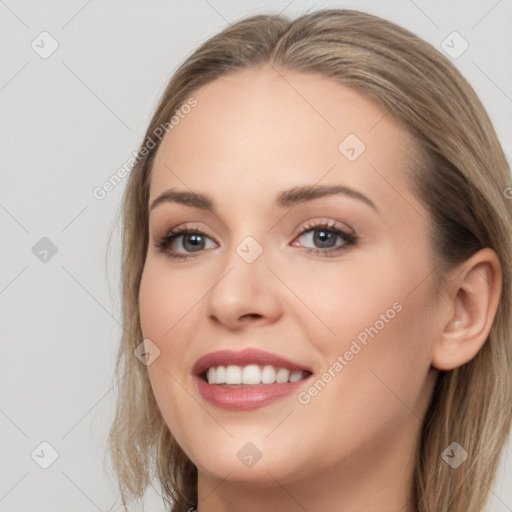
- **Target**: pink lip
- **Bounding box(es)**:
[192,348,313,411]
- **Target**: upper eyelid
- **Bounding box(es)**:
[158,219,352,236]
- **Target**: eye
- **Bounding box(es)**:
[154,220,358,260]
[292,220,357,256]
[154,224,217,260]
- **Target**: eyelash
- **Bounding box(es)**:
[154,221,358,261]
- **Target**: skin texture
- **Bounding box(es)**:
[138,66,502,512]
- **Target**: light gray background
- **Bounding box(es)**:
[1,1,511,510]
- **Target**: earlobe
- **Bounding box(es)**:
[432,248,502,371]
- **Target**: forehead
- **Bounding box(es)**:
[150,66,421,216]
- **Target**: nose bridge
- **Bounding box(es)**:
[217,232,267,296]
[206,228,280,325]
[220,204,269,268]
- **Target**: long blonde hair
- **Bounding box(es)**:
[107,9,512,512]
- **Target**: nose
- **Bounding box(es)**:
[206,240,283,330]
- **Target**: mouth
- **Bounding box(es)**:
[192,348,313,410]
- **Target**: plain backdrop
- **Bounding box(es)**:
[1,1,511,510]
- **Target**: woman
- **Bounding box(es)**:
[107,9,512,512]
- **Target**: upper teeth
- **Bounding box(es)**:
[206,364,306,385]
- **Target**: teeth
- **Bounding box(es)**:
[214,365,226,384]
[205,364,307,385]
[225,365,242,384]
[289,370,303,382]
[261,365,276,384]
[242,364,261,385]
[276,368,290,383]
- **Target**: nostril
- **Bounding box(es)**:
[241,314,262,320]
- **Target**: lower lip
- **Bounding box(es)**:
[195,375,311,411]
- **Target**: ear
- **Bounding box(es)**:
[432,248,502,371]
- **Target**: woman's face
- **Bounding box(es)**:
[139,66,441,492]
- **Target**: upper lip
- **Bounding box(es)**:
[192,348,313,377]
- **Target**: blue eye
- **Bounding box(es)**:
[155,226,216,260]
[293,221,357,256]
[154,221,357,260]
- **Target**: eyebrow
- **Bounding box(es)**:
[149,184,378,214]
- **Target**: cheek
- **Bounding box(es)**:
[295,289,435,457]
[279,252,402,349]
[327,280,436,418]
[138,260,203,340]
[293,253,435,401]
[138,261,205,446]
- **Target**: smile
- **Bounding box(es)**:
[192,348,313,410]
